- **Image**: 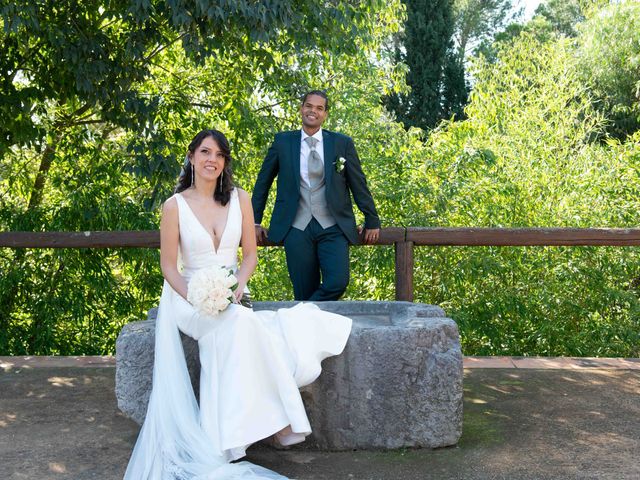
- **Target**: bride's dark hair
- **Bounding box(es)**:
[175,129,234,206]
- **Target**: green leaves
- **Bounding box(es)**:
[2,0,640,358]
[575,1,640,139]
[0,0,406,354]
[406,21,640,357]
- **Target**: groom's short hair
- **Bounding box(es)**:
[301,90,329,111]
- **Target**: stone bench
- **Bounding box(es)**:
[115,301,463,449]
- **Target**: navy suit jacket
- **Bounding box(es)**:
[252,129,380,245]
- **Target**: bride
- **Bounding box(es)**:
[124,129,352,479]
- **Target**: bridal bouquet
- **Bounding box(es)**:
[187,265,238,317]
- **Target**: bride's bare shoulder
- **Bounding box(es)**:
[162,195,179,215]
[235,188,251,206]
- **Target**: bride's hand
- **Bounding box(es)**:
[233,283,246,303]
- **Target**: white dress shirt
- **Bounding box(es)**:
[300,128,324,188]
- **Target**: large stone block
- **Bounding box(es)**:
[115,301,463,449]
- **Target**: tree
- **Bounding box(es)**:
[533,0,585,37]
[473,0,609,62]
[441,47,467,120]
[0,0,390,210]
[383,0,459,131]
[475,0,640,139]
[384,0,518,131]
[575,1,640,139]
[452,0,517,59]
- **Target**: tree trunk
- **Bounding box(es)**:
[27,134,61,210]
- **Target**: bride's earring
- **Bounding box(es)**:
[219,169,224,193]
[191,163,195,187]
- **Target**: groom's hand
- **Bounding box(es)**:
[358,226,380,245]
[255,225,268,245]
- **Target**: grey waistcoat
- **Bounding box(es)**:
[292,175,336,230]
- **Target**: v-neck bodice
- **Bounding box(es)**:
[174,189,242,279]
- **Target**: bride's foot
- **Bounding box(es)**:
[274,432,305,446]
[274,426,306,447]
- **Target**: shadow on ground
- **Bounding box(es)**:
[1,367,638,479]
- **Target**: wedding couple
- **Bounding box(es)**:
[124,91,381,479]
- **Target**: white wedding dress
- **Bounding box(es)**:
[124,188,352,479]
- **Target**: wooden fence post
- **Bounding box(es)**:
[394,241,414,302]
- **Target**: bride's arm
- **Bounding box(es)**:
[160,197,188,300]
[235,188,258,302]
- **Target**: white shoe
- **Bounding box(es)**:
[275,431,306,446]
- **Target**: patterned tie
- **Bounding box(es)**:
[304,136,323,188]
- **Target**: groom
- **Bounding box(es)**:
[252,90,380,301]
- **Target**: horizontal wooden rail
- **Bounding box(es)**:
[406,228,640,246]
[3,228,640,303]
[0,228,406,248]
[3,228,640,248]
[0,231,161,248]
[259,226,405,247]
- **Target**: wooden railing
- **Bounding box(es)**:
[2,227,640,302]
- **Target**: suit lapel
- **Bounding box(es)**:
[323,130,334,185]
[290,130,301,181]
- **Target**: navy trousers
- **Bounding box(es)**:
[283,218,350,301]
